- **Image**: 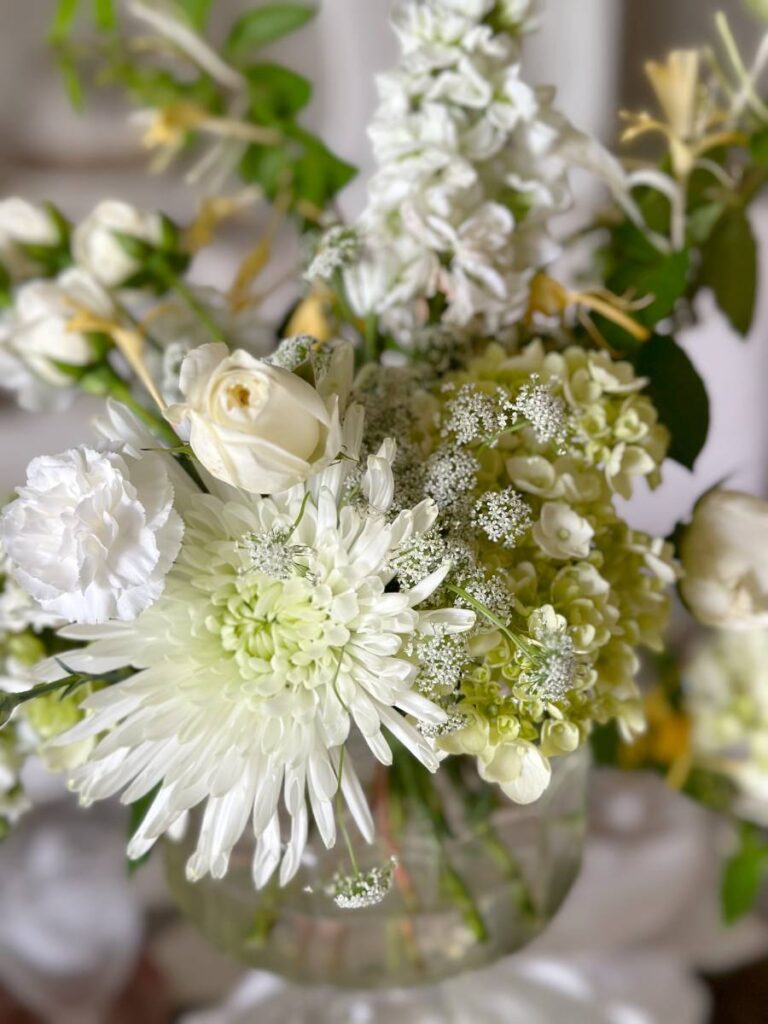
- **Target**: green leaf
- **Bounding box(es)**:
[288,127,357,209]
[245,63,312,120]
[54,50,85,112]
[721,823,768,924]
[225,4,317,60]
[589,721,621,767]
[239,142,293,198]
[635,334,710,470]
[610,249,690,329]
[750,127,768,167]
[49,0,81,42]
[126,784,161,875]
[92,0,116,31]
[699,206,758,337]
[177,0,214,29]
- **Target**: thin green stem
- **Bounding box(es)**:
[446,582,535,658]
[391,742,489,943]
[334,746,360,877]
[363,313,379,365]
[112,297,162,353]
[163,268,227,344]
[87,363,178,446]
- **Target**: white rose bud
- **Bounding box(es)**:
[680,489,768,628]
[166,343,343,495]
[0,198,65,280]
[8,268,113,386]
[0,445,184,624]
[532,501,594,560]
[73,200,166,288]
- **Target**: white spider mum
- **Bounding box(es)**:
[45,414,474,889]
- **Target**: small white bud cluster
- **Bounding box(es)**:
[305,226,361,281]
[455,570,515,627]
[326,859,396,910]
[519,628,579,702]
[512,375,569,451]
[409,632,471,698]
[443,384,515,447]
[389,531,449,588]
[423,447,480,511]
[238,529,315,583]
[417,707,468,739]
[472,488,532,548]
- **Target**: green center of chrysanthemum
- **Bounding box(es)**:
[205,571,347,694]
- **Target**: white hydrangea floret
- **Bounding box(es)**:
[0,444,184,624]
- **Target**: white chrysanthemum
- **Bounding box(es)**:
[45,419,474,888]
[0,444,184,624]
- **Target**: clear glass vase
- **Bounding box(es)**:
[164,748,589,990]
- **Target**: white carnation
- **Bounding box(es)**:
[0,444,184,624]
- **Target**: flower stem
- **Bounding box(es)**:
[391,742,489,943]
[161,266,227,344]
[363,313,379,365]
[446,582,535,658]
[84,363,180,448]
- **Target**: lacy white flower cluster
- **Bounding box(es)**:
[685,629,768,826]
[355,339,675,800]
[337,0,575,336]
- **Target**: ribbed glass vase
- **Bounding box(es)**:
[165,748,588,990]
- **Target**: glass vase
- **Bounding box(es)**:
[164,747,589,990]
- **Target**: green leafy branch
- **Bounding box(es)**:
[48,0,356,220]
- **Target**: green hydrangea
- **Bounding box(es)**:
[363,339,676,798]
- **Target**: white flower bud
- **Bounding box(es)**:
[73,200,165,288]
[0,198,63,280]
[7,268,113,386]
[477,738,552,803]
[166,343,345,495]
[680,490,768,629]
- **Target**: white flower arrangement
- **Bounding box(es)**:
[0,0,767,940]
